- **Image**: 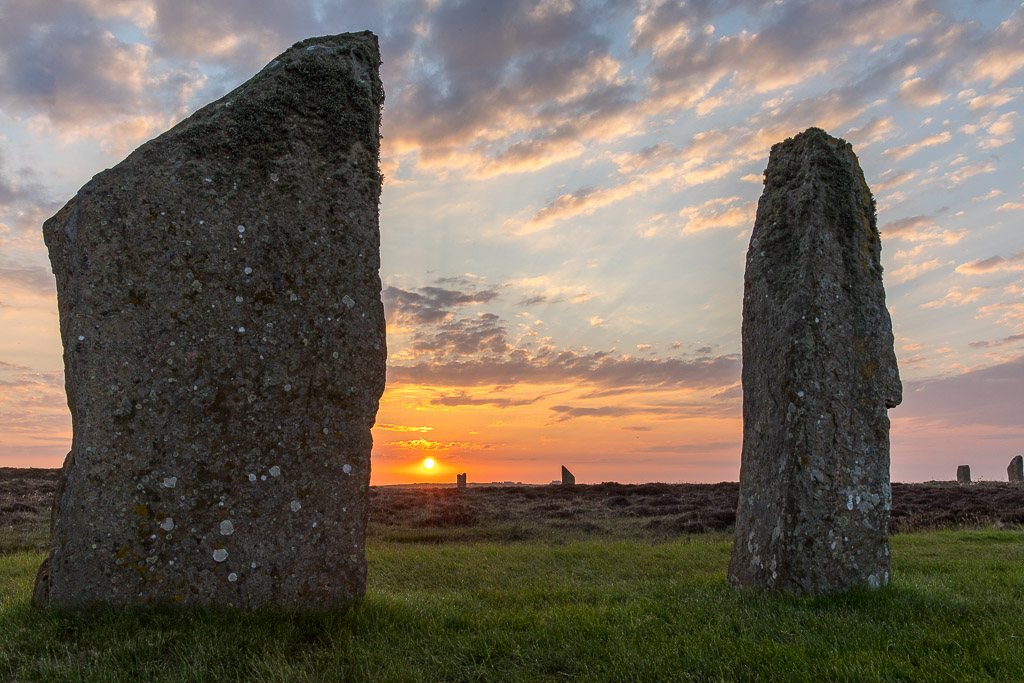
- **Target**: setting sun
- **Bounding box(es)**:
[422,458,435,470]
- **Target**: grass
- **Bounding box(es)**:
[4,531,1024,680]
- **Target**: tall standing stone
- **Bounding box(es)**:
[561,466,575,486]
[957,465,972,485]
[457,473,467,489]
[728,128,902,594]
[1008,456,1023,483]
[34,32,386,608]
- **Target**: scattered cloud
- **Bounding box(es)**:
[883,131,951,161]
[969,333,1024,349]
[955,248,1024,274]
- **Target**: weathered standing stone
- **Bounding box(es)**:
[728,128,902,594]
[34,32,386,609]
[1008,456,1023,483]
[957,465,972,485]
[561,466,575,486]
[457,473,467,489]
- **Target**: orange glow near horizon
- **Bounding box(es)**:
[369,381,743,486]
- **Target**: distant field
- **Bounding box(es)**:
[3,468,1024,679]
[6,468,1024,552]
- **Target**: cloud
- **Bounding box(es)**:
[642,0,940,112]
[376,424,435,433]
[955,248,1024,274]
[969,333,1024,349]
[389,351,740,393]
[383,284,500,326]
[898,75,948,108]
[888,258,946,284]
[430,391,548,408]
[384,0,641,175]
[998,202,1024,211]
[882,131,951,161]
[879,214,964,244]
[898,356,1024,428]
[408,312,511,361]
[0,260,55,296]
[0,0,199,142]
[969,3,1024,86]
[678,196,755,234]
[920,286,991,309]
[873,169,916,193]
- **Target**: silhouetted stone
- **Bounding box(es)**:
[561,466,575,486]
[1008,456,1023,483]
[457,473,467,489]
[728,128,901,595]
[958,465,972,485]
[34,32,385,608]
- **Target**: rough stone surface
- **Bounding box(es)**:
[728,128,902,595]
[561,466,575,486]
[457,473,467,489]
[1008,457,1023,483]
[34,32,385,609]
[958,465,972,485]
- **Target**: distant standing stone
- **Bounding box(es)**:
[561,466,575,486]
[728,128,902,595]
[1008,457,1023,483]
[34,32,386,608]
[958,465,972,485]
[457,473,467,489]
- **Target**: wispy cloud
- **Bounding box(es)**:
[956,248,1024,274]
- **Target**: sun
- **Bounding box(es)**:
[422,458,435,470]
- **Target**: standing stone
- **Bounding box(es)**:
[728,128,902,594]
[457,473,467,489]
[34,32,385,608]
[561,466,575,486]
[1008,456,1023,483]
[957,465,972,485]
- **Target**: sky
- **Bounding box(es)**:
[0,0,1022,485]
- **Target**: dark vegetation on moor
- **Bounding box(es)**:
[5,467,1024,550]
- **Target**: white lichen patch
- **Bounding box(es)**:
[269,465,281,477]
[160,518,175,531]
[342,464,352,474]
[248,473,256,481]
[228,572,238,582]
[162,476,177,488]
[213,548,228,562]
[290,500,302,512]
[220,520,235,535]
[342,295,355,308]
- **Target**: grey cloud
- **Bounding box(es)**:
[969,333,1024,349]
[388,352,740,391]
[430,391,547,408]
[0,1,156,125]
[383,284,501,325]
[410,312,511,360]
[385,0,640,170]
[896,356,1024,428]
[0,262,55,296]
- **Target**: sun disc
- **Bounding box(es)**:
[423,458,435,470]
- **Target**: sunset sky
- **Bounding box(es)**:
[1,0,1022,484]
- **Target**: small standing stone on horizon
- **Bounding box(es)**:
[561,466,575,486]
[958,465,972,485]
[457,473,467,489]
[728,128,901,595]
[1008,456,1023,483]
[34,32,386,609]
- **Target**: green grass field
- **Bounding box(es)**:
[3,531,1024,681]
